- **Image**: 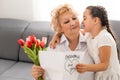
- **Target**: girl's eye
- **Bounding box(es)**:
[64,20,69,24]
[84,18,86,20]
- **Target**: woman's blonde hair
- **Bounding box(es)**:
[51,4,77,33]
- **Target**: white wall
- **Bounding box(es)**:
[33,0,120,21]
[0,0,120,21]
[0,0,33,21]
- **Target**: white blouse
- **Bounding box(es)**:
[87,29,120,80]
[47,32,95,80]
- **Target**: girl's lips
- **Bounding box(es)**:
[81,25,85,29]
[83,25,85,28]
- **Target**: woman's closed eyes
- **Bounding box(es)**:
[64,17,77,24]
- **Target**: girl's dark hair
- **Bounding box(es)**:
[86,5,120,61]
[86,6,117,43]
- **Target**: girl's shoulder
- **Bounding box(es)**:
[96,29,116,47]
[97,29,113,40]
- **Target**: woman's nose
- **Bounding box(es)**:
[71,20,75,26]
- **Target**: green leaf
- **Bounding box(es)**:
[23,45,40,65]
[38,76,44,80]
[24,46,36,58]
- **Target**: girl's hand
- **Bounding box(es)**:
[31,65,45,80]
[80,29,86,35]
[49,33,61,49]
[76,64,88,73]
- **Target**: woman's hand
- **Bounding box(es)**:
[31,65,45,80]
[49,33,61,49]
[76,64,88,73]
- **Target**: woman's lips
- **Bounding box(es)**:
[71,26,78,29]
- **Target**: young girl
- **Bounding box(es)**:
[76,5,120,80]
[51,6,120,80]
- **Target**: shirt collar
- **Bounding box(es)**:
[60,32,87,46]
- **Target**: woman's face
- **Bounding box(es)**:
[82,9,95,32]
[59,12,80,37]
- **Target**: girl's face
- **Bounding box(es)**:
[59,12,80,37]
[82,9,95,32]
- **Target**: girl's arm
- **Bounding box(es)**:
[49,29,85,48]
[76,46,111,73]
[49,32,62,49]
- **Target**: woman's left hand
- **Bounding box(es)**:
[76,64,88,73]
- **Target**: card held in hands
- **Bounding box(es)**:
[39,51,85,80]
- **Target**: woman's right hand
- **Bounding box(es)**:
[31,65,45,80]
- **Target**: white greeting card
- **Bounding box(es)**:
[39,51,85,80]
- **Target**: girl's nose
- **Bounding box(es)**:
[81,20,83,25]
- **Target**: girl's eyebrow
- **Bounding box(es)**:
[83,16,86,18]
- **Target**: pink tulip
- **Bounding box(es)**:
[42,37,47,44]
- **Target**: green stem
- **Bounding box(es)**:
[38,76,43,80]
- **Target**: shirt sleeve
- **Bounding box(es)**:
[98,34,112,48]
